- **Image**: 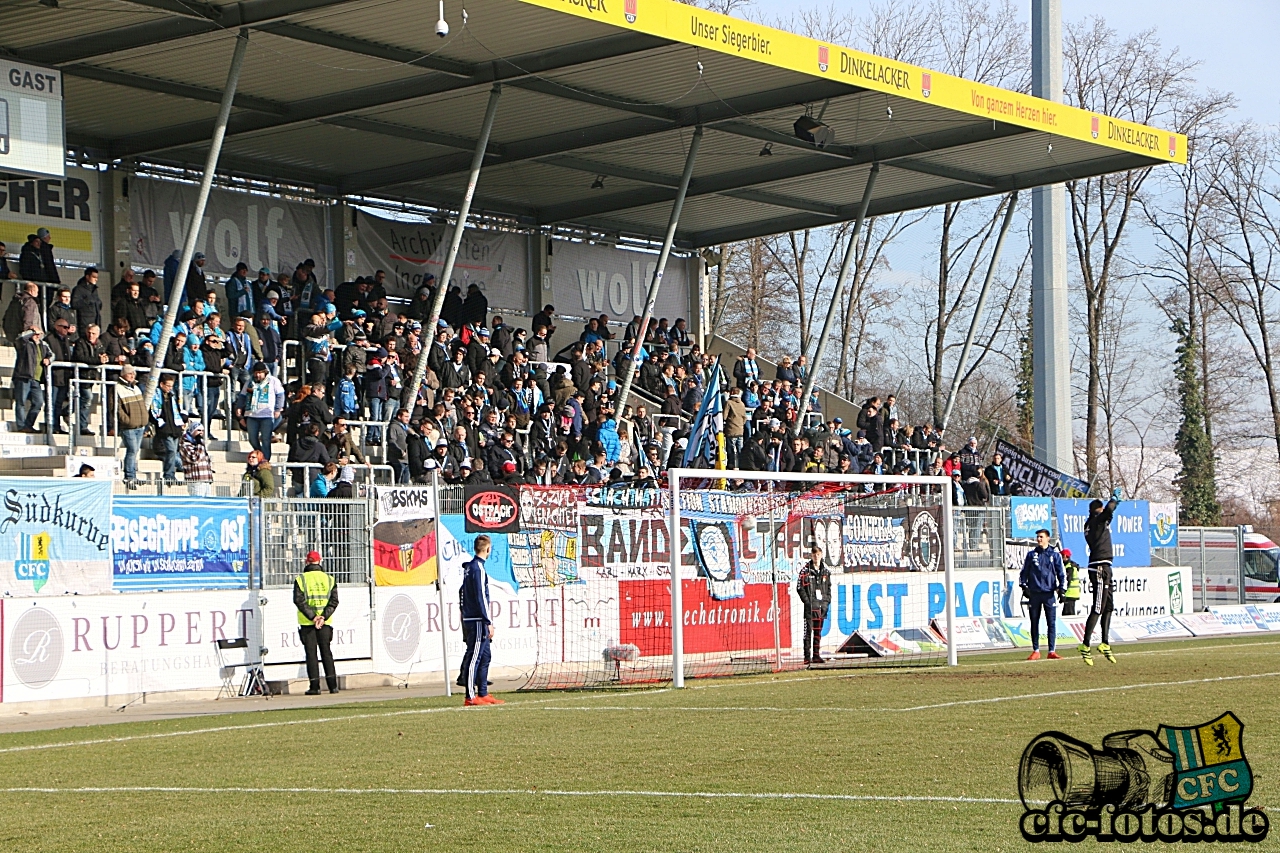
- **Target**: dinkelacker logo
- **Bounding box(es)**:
[1018,713,1268,843]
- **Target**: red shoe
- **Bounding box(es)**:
[479,695,505,705]
[1027,651,1041,661]
[464,697,485,706]
[1046,651,1062,660]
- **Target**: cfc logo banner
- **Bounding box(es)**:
[1018,712,1267,843]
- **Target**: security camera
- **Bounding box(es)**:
[436,0,449,37]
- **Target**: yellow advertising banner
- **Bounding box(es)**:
[516,0,1186,165]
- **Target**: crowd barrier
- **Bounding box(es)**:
[0,475,1249,706]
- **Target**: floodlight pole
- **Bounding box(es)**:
[614,126,703,417]
[939,191,1019,434]
[795,163,879,435]
[142,28,249,411]
[405,84,503,414]
[1031,0,1073,472]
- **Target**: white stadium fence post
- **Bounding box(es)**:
[669,469,684,688]
[943,476,958,666]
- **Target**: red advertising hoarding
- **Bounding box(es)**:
[619,580,790,655]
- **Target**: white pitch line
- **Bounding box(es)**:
[880,670,1280,711]
[0,785,1022,805]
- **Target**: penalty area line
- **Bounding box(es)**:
[0,785,1021,805]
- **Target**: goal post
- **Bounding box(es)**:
[666,468,957,688]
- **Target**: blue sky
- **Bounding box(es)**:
[744,0,1279,123]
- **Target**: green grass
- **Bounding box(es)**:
[2,636,1279,851]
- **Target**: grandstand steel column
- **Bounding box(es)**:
[612,126,703,418]
[1031,0,1073,471]
[940,191,1019,434]
[794,163,880,434]
[142,28,250,410]
[405,84,502,413]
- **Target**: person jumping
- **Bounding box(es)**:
[1078,488,1121,665]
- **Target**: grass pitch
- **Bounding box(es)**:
[2,636,1279,852]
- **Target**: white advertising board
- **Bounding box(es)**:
[2,590,262,703]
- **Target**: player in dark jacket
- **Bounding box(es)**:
[1019,529,1065,661]
[796,545,832,664]
[459,535,504,706]
[1079,489,1121,665]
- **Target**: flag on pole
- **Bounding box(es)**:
[683,357,724,469]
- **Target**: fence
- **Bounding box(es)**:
[259,498,372,587]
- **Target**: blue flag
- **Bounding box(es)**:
[682,358,724,468]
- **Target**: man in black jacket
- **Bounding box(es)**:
[71,268,102,333]
[1079,489,1121,665]
[72,323,108,435]
[797,545,832,664]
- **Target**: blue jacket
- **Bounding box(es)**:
[1020,546,1065,595]
[599,419,621,464]
[460,556,491,624]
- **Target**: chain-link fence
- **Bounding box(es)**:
[259,498,372,587]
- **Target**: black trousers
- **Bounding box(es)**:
[299,624,338,691]
[804,605,828,661]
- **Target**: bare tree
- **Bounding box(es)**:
[1064,18,1198,484]
[716,238,790,355]
[1201,123,1280,465]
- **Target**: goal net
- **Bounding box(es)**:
[516,469,955,691]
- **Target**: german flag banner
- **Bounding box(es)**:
[373,520,438,587]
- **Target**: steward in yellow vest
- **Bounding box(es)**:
[293,550,339,695]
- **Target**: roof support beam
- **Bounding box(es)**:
[344,79,852,193]
[536,120,1031,224]
[62,64,288,115]
[110,32,670,158]
[5,0,356,66]
[540,153,841,216]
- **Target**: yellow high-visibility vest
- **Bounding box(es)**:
[296,569,335,626]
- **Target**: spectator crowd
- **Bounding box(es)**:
[3,237,1014,501]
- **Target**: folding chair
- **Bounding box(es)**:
[214,638,271,700]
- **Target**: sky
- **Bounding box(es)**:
[744,0,1280,124]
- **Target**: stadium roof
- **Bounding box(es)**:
[6,0,1186,248]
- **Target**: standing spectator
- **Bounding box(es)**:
[5,280,42,339]
[985,452,1011,496]
[733,347,760,389]
[36,228,59,286]
[0,241,15,279]
[1019,528,1065,661]
[115,365,147,486]
[387,407,412,483]
[531,304,556,335]
[226,262,254,321]
[179,420,214,497]
[49,287,76,333]
[72,323,108,435]
[225,316,256,393]
[12,327,50,432]
[112,281,149,333]
[243,362,285,461]
[183,252,208,307]
[150,373,185,485]
[293,550,340,695]
[19,234,45,282]
[71,267,102,333]
[796,545,831,664]
[257,313,282,377]
[47,318,75,433]
[460,535,503,706]
[289,422,331,496]
[724,386,747,469]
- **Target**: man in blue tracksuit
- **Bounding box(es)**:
[1019,528,1065,661]
[460,535,504,706]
